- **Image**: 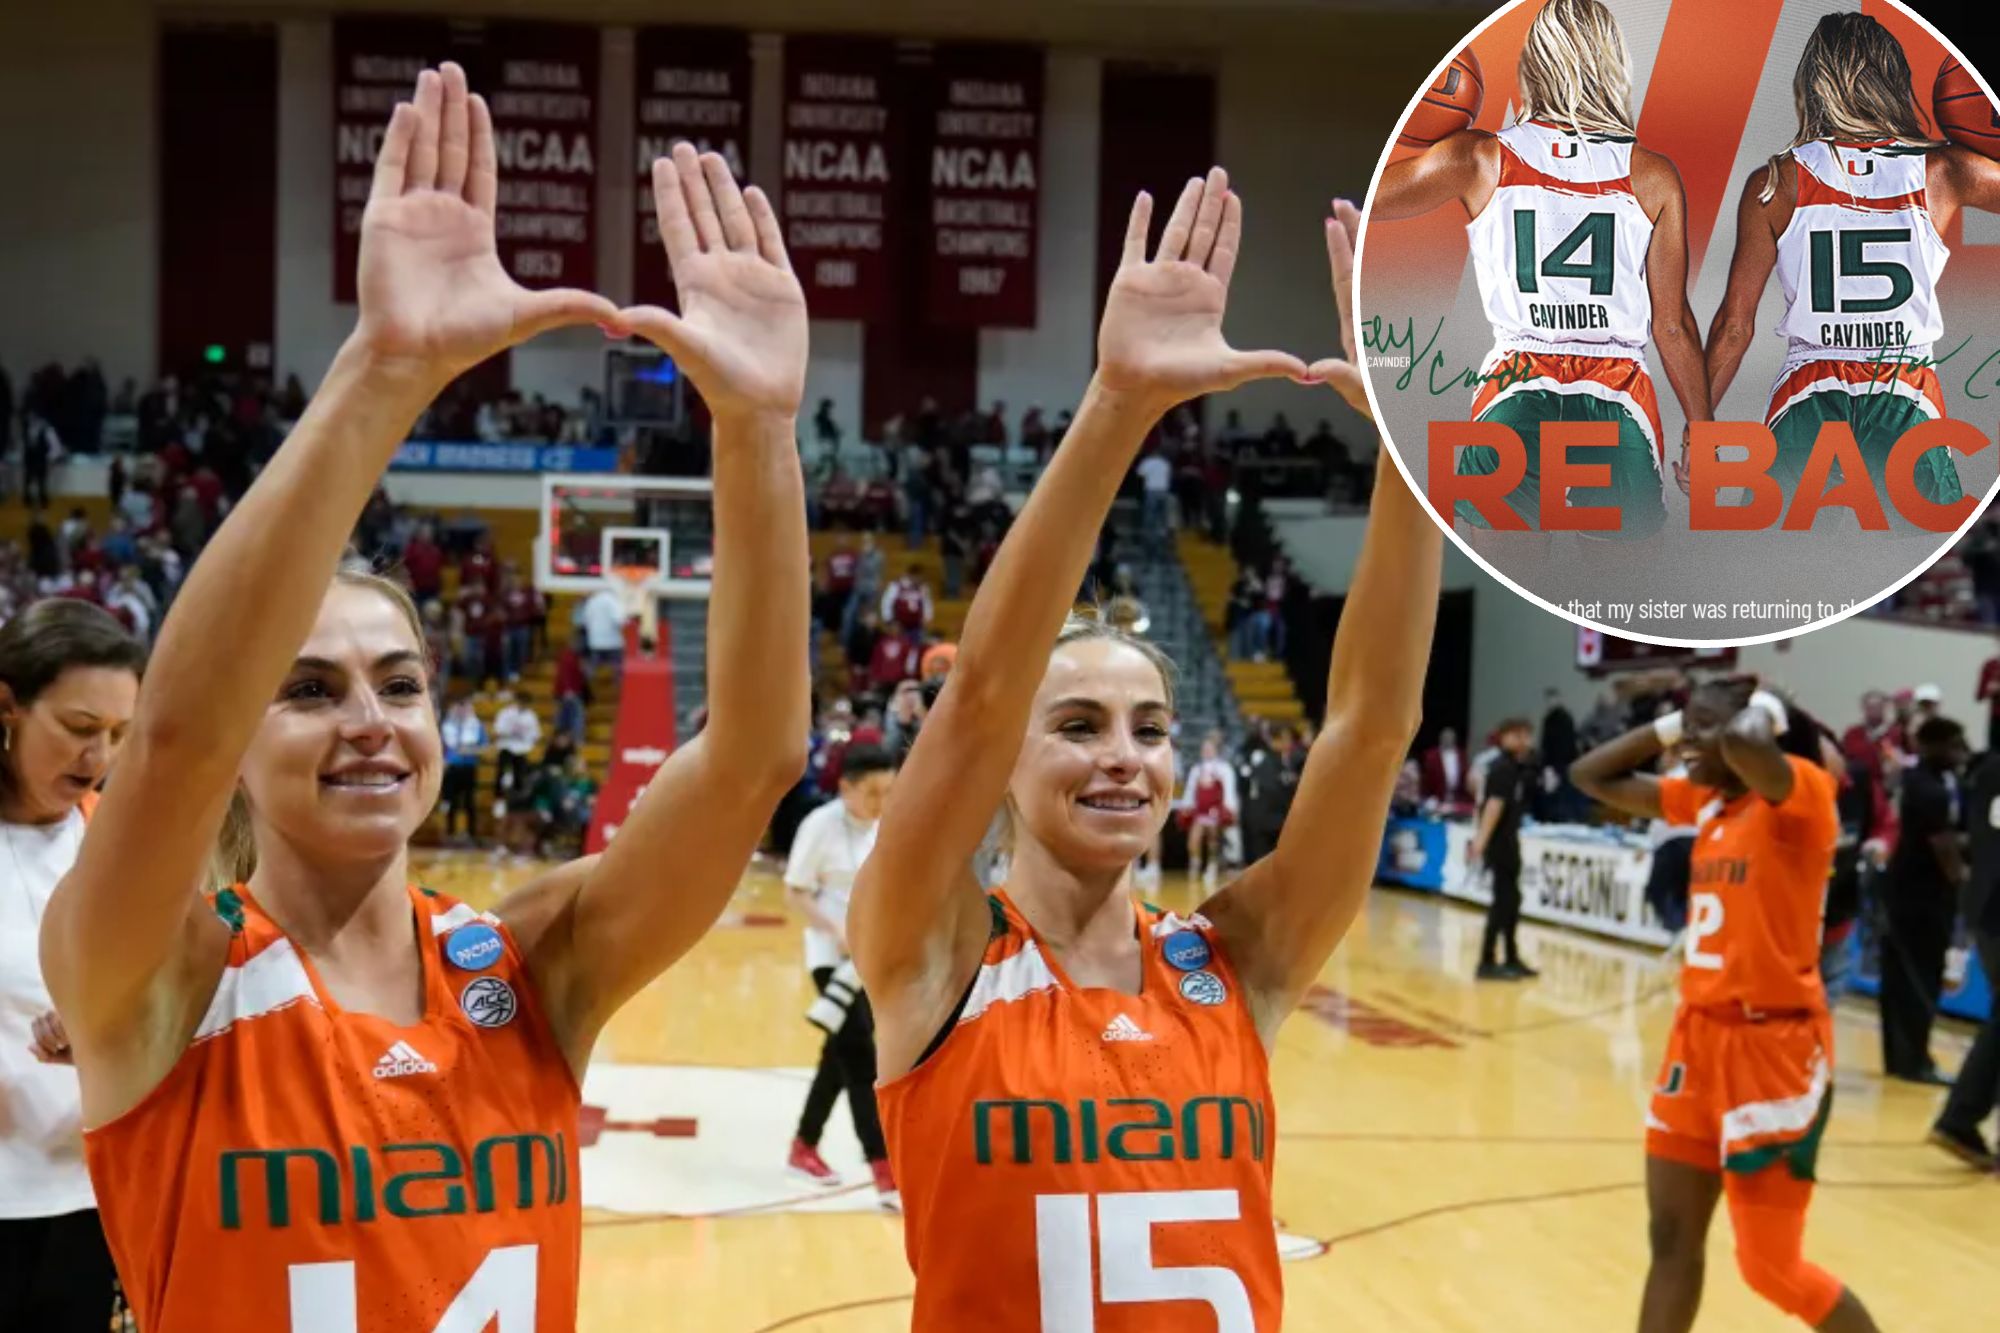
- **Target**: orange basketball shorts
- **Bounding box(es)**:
[1645,1005,1833,1179]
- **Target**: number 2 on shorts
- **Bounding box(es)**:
[1035,1190,1254,1331]
[288,1245,537,1332]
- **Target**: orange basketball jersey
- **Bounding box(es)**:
[84,883,582,1333]
[877,891,1281,1332]
[1658,755,1839,1014]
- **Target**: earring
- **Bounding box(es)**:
[2,723,10,752]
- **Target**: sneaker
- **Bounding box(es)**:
[787,1138,839,1187]
[1927,1122,1996,1170]
[1501,961,1540,980]
[1475,962,1510,981]
[870,1157,901,1212]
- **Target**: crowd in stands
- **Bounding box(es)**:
[0,354,609,860]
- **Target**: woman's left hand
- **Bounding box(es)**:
[1308,199,1372,423]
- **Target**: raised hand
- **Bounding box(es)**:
[1307,199,1373,423]
[1097,167,1307,409]
[619,143,808,423]
[354,63,621,383]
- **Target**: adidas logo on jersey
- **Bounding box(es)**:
[1101,1013,1154,1043]
[372,1040,438,1079]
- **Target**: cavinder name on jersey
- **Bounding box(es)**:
[1816,319,1914,350]
[1527,301,1614,332]
[217,1129,570,1231]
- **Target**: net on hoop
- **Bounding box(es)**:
[610,565,661,654]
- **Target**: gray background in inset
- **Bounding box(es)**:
[1360,0,2000,642]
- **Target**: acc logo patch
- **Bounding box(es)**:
[1179,970,1227,1006]
[460,976,518,1028]
[444,922,504,972]
[1161,929,1212,973]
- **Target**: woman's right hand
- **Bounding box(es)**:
[619,143,809,426]
[28,1008,72,1066]
[352,63,622,386]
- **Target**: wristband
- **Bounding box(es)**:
[1748,689,1790,734]
[1653,711,1684,748]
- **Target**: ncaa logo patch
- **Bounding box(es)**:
[1161,929,1211,973]
[460,976,518,1028]
[444,922,504,972]
[1179,970,1227,1006]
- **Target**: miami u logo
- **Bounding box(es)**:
[1844,157,1876,177]
[1657,1063,1686,1096]
[1551,142,1578,159]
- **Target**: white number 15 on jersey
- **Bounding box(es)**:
[1036,1190,1255,1331]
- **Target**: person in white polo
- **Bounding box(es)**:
[783,744,897,1208]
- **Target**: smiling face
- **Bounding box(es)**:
[1677,687,1745,789]
[0,666,140,824]
[236,581,442,867]
[1007,636,1177,872]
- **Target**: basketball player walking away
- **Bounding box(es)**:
[784,744,898,1204]
[38,65,811,1331]
[849,172,1442,1330]
[1704,13,2000,520]
[1571,680,1881,1333]
[1372,0,1712,539]
[1470,716,1538,980]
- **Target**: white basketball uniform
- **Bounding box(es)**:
[1764,140,1957,507]
[1456,121,1664,535]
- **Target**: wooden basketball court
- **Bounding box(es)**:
[412,851,1991,1331]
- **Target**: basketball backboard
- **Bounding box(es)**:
[535,473,715,599]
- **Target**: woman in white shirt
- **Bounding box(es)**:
[784,744,896,1205]
[0,599,143,1330]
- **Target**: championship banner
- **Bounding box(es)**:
[333,18,450,302]
[333,18,598,301]
[633,26,752,309]
[781,36,898,320]
[924,43,1042,328]
[481,22,598,292]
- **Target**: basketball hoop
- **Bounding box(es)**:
[610,565,660,654]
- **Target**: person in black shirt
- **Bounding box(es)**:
[1538,688,1579,820]
[1472,717,1538,980]
[1931,746,2000,1165]
[1880,716,1969,1084]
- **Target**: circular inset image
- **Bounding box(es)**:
[1356,0,2000,643]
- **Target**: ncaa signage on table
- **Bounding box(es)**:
[1382,816,1672,949]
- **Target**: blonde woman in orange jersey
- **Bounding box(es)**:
[37,64,810,1333]
[849,175,1442,1332]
